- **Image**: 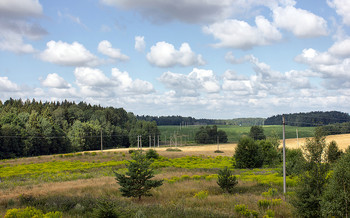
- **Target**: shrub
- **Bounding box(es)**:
[234,204,258,218]
[165,148,182,152]
[264,209,275,218]
[4,206,63,218]
[214,150,224,153]
[234,137,263,169]
[194,190,209,200]
[94,198,119,218]
[258,199,271,209]
[146,149,159,160]
[262,188,278,197]
[217,166,238,193]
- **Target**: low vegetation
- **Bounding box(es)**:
[1,127,349,217]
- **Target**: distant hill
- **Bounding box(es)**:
[264,111,350,127]
[136,115,265,126]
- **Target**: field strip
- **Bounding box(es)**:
[89,133,350,154]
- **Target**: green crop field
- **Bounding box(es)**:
[158,125,316,144]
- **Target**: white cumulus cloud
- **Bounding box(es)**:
[273,5,328,38]
[0,76,20,91]
[40,41,100,67]
[98,40,129,61]
[147,41,205,67]
[74,67,111,87]
[327,0,350,26]
[159,68,220,96]
[41,73,71,89]
[203,16,282,50]
[328,38,350,58]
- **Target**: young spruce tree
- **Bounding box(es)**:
[115,151,163,200]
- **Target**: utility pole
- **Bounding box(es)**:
[282,116,286,196]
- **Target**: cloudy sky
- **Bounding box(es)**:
[0,0,350,119]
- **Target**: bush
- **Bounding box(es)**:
[146,149,159,159]
[214,150,224,153]
[94,198,119,218]
[194,190,209,200]
[4,206,63,218]
[217,167,238,193]
[234,204,258,218]
[165,148,182,152]
[234,137,263,168]
[262,188,278,197]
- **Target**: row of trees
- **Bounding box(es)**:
[0,98,159,159]
[137,115,265,126]
[264,111,350,127]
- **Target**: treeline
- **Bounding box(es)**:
[137,115,264,126]
[0,98,159,159]
[264,111,350,127]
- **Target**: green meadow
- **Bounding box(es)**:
[0,150,296,217]
[158,125,315,144]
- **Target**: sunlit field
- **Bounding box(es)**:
[1,133,349,217]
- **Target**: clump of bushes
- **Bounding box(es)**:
[194,190,209,200]
[234,204,258,217]
[146,149,159,159]
[165,148,182,152]
[5,206,62,218]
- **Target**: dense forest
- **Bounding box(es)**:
[0,98,159,159]
[264,111,350,127]
[137,115,265,126]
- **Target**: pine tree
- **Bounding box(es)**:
[217,167,238,193]
[115,152,163,200]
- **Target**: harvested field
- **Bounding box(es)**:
[99,133,350,156]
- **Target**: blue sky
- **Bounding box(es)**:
[1,0,350,119]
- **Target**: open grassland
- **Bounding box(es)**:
[158,125,315,144]
[1,134,349,217]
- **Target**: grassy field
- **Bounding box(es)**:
[0,149,295,217]
[1,133,349,217]
[158,125,316,144]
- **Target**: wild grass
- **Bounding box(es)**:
[0,150,298,217]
